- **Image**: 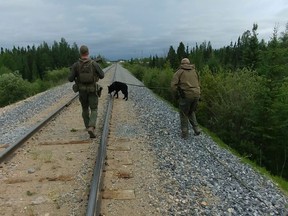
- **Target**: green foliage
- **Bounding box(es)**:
[269,78,288,177]
[0,72,31,106]
[198,67,265,151]
[122,63,146,81]
[177,42,187,61]
[167,46,179,69]
[29,79,51,94]
[0,38,78,82]
[124,62,174,102]
[0,65,12,75]
[258,47,288,80]
[0,68,70,107]
[43,68,70,84]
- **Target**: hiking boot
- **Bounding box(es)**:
[193,127,201,136]
[181,131,188,140]
[88,127,96,138]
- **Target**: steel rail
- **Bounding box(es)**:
[0,94,79,163]
[86,63,117,216]
[0,64,115,164]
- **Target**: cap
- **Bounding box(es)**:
[80,45,89,55]
[181,58,190,64]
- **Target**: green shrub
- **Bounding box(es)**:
[198,67,265,149]
[0,68,70,107]
[29,79,51,94]
[124,63,146,81]
[0,72,31,107]
[43,68,69,84]
[0,66,12,75]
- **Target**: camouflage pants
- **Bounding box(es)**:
[79,90,98,128]
[179,97,200,135]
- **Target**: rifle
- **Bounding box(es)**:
[177,86,185,98]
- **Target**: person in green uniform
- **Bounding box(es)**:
[68,45,104,138]
[171,58,201,139]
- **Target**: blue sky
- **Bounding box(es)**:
[0,0,287,60]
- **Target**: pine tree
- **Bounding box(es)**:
[167,46,178,69]
[177,42,186,61]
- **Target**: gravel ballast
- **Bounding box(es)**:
[1,65,288,215]
[0,82,75,146]
[129,84,288,215]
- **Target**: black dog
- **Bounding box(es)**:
[108,81,128,101]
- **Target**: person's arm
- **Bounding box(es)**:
[68,63,77,82]
[93,62,104,79]
[171,70,181,93]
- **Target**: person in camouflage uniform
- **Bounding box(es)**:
[68,45,104,138]
[171,58,201,139]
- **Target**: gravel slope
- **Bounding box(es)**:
[0,82,76,146]
[1,64,287,215]
[118,64,288,215]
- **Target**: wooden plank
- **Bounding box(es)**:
[105,159,133,169]
[38,140,90,145]
[115,171,133,179]
[102,189,135,200]
[107,144,131,151]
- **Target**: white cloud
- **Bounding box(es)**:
[0,0,287,60]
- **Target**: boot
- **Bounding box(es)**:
[193,126,201,136]
[88,127,96,138]
[181,130,189,140]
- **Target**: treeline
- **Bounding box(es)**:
[0,38,108,107]
[0,38,79,82]
[124,23,288,181]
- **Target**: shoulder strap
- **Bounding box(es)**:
[77,59,92,72]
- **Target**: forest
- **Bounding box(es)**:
[124,23,288,182]
[0,38,107,106]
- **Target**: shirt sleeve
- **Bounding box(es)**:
[171,70,181,92]
[93,61,105,79]
[68,63,77,82]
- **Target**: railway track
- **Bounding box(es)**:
[1,63,287,215]
[1,59,109,215]
[0,63,159,216]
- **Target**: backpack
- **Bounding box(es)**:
[78,60,95,84]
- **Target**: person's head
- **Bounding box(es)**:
[80,45,89,57]
[181,58,190,65]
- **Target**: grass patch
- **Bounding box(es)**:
[70,128,77,132]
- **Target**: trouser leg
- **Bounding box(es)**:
[188,98,201,135]
[179,98,189,138]
[79,91,90,128]
[82,107,90,128]
[180,110,188,133]
[88,93,98,128]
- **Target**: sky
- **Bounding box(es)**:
[0,0,287,60]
